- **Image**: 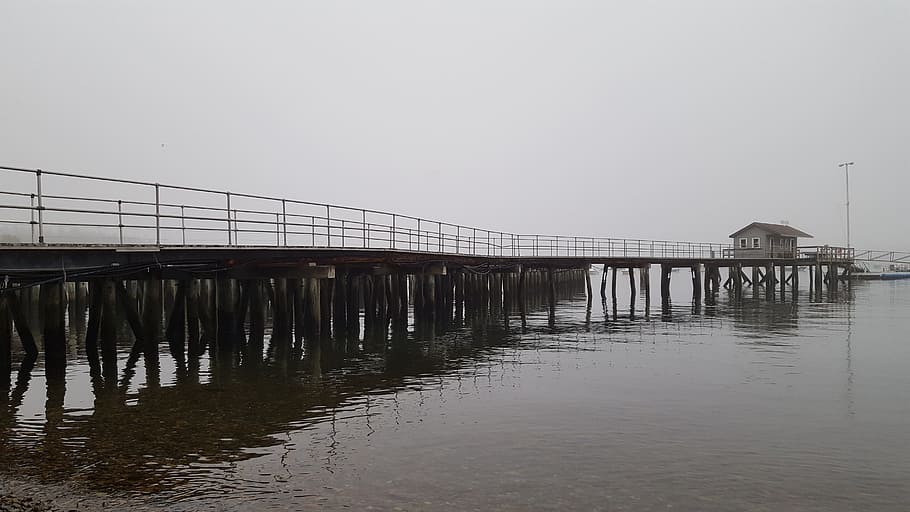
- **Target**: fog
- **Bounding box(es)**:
[2,1,908,249]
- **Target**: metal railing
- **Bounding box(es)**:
[852,249,910,264]
[1,165,734,259]
[799,245,855,262]
[721,246,856,262]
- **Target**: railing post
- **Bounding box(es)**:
[363,209,368,248]
[391,214,396,249]
[180,205,186,245]
[29,194,36,243]
[155,183,161,246]
[440,224,444,253]
[326,205,331,247]
[233,209,239,244]
[282,199,287,247]
[117,200,124,244]
[456,226,460,253]
[275,212,281,246]
[417,218,421,251]
[225,192,232,245]
[35,169,45,244]
[341,219,346,248]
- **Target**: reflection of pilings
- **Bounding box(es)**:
[691,264,701,302]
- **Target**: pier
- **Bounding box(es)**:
[0,165,902,389]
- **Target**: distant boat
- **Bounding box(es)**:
[881,272,910,281]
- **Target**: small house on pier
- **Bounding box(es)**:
[729,222,812,259]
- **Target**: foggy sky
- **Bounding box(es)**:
[2,1,908,249]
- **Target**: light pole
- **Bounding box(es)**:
[838,161,854,248]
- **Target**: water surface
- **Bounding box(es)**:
[2,274,909,511]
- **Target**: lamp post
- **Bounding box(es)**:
[838,161,854,248]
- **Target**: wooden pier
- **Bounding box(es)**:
[0,165,876,389]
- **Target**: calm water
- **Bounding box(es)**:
[2,272,910,511]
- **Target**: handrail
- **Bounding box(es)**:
[0,164,752,259]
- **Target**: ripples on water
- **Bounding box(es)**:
[2,274,910,511]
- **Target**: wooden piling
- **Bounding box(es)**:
[165,280,187,363]
[41,282,66,377]
[584,267,593,307]
[100,280,118,381]
[6,290,38,361]
[143,278,162,358]
[83,281,104,368]
[216,276,236,351]
[186,279,200,358]
[547,268,557,307]
[306,278,321,339]
[815,259,823,291]
[733,263,743,296]
[627,267,636,298]
[319,278,333,337]
[611,266,618,304]
[0,293,11,389]
[660,264,672,303]
[692,265,701,301]
[703,265,712,296]
[249,280,266,345]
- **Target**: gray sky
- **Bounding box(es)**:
[2,1,908,249]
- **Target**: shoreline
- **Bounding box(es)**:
[0,475,164,512]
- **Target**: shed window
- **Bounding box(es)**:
[739,238,747,249]
[752,238,761,249]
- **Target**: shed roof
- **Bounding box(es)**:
[729,222,813,239]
